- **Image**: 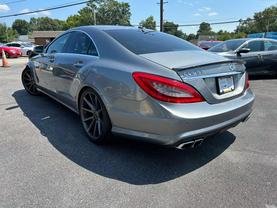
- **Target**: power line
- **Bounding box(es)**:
[0,0,27,5]
[135,15,277,28]
[0,0,90,18]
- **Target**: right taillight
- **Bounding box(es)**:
[245,73,250,89]
[132,72,205,103]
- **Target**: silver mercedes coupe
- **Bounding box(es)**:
[22,26,255,149]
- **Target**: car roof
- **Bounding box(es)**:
[74,25,139,32]
[226,38,277,42]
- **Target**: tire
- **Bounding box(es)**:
[79,88,111,144]
[26,51,32,56]
[4,52,9,58]
[21,68,40,96]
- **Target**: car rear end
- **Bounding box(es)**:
[123,61,254,148]
[7,47,22,58]
[102,27,255,147]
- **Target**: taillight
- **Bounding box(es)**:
[245,73,250,89]
[132,72,205,103]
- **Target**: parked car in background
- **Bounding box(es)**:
[6,42,35,56]
[209,38,277,76]
[0,45,22,58]
[247,32,277,40]
[198,40,222,50]
[28,45,44,59]
[21,26,254,148]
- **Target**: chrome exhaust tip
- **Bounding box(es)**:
[193,138,204,148]
[177,141,195,150]
[177,138,205,150]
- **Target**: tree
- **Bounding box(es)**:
[12,19,29,35]
[91,0,131,25]
[186,33,197,41]
[163,21,186,39]
[217,30,247,41]
[236,6,277,34]
[0,23,18,42]
[65,0,131,27]
[29,17,66,31]
[139,16,156,30]
[197,22,213,35]
[66,7,95,28]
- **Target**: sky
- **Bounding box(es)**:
[0,0,276,34]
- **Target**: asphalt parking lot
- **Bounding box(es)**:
[0,57,276,208]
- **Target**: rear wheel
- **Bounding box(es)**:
[21,68,40,95]
[26,51,32,56]
[4,51,9,58]
[79,88,111,144]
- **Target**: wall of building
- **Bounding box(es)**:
[34,37,55,45]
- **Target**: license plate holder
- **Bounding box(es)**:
[217,76,235,94]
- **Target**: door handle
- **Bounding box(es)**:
[74,61,84,68]
[49,55,55,63]
[257,54,264,61]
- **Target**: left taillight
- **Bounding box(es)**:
[132,72,205,103]
[245,72,250,89]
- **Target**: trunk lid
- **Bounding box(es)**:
[139,50,228,69]
[140,50,247,104]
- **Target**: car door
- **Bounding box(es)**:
[51,31,99,108]
[34,32,71,92]
[261,40,277,75]
[238,40,264,75]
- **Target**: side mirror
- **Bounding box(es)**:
[237,48,251,55]
[33,46,44,54]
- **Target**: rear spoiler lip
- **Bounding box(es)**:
[172,59,246,71]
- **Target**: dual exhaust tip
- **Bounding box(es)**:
[177,138,205,150]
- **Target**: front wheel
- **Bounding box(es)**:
[21,68,40,95]
[79,88,111,144]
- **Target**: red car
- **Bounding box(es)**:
[198,40,222,50]
[0,46,22,58]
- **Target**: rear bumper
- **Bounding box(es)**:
[8,52,21,57]
[111,89,255,146]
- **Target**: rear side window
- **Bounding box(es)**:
[104,29,200,54]
[64,32,98,56]
[246,41,264,52]
[209,39,247,52]
[7,43,21,47]
[47,33,71,54]
[264,40,277,51]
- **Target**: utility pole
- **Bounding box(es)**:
[157,1,168,32]
[93,9,96,25]
[160,0,163,32]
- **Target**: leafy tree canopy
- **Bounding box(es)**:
[66,0,131,26]
[139,16,156,30]
[29,17,67,31]
[164,21,187,39]
[197,22,214,35]
[236,6,277,34]
[0,23,18,42]
[12,19,29,35]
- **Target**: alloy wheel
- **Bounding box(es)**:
[22,69,39,95]
[80,89,110,143]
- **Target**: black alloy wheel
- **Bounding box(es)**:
[21,68,40,95]
[80,88,111,144]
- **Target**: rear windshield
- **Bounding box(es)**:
[209,39,247,52]
[200,41,221,48]
[104,29,200,54]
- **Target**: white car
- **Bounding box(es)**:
[6,42,35,56]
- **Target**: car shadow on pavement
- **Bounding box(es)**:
[249,74,277,80]
[13,89,236,185]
